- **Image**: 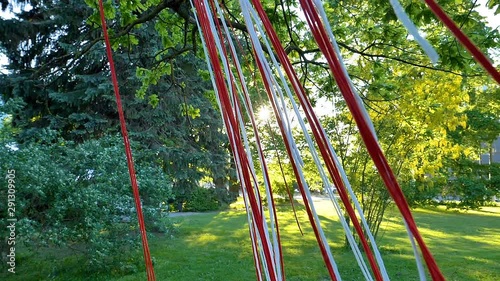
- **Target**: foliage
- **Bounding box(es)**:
[0,0,236,211]
[0,134,174,275]
[302,0,500,239]
[443,158,500,209]
[444,79,500,209]
[401,179,442,208]
[0,0,116,142]
[316,65,497,240]
[252,115,299,199]
[183,187,220,212]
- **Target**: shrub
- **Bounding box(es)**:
[0,135,174,275]
[402,178,442,208]
[184,187,220,212]
[444,158,499,210]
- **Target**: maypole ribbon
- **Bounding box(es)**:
[246,0,387,279]
[307,2,422,279]
[240,2,341,280]
[191,0,279,279]
[208,0,286,275]
[297,0,445,279]
[189,3,264,279]
[97,0,155,280]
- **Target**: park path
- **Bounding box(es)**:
[168,211,219,218]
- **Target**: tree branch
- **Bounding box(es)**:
[336,41,475,77]
[34,0,183,78]
[285,41,480,77]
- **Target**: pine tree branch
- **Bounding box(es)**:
[34,0,184,78]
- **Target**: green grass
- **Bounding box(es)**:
[2,200,499,281]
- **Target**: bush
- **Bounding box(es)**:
[402,179,442,208]
[447,177,492,210]
[184,187,220,212]
[444,158,499,210]
[0,135,174,275]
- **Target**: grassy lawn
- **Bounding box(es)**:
[2,199,499,280]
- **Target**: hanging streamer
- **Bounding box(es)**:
[388,0,439,64]
[208,0,284,277]
[190,6,267,280]
[191,0,282,279]
[240,1,342,279]
[184,0,497,280]
[239,2,384,280]
[297,0,445,280]
[209,1,287,276]
[245,0,388,280]
[252,1,390,278]
[97,1,155,280]
[308,2,419,279]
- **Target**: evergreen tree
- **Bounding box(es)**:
[0,0,236,209]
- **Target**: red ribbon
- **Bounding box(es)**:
[98,1,155,280]
[193,0,279,279]
[424,0,500,85]
[297,0,445,279]
[249,0,385,279]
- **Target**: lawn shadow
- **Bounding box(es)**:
[377,207,500,280]
[117,203,500,281]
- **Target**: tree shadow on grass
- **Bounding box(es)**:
[377,207,500,281]
[45,205,497,281]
